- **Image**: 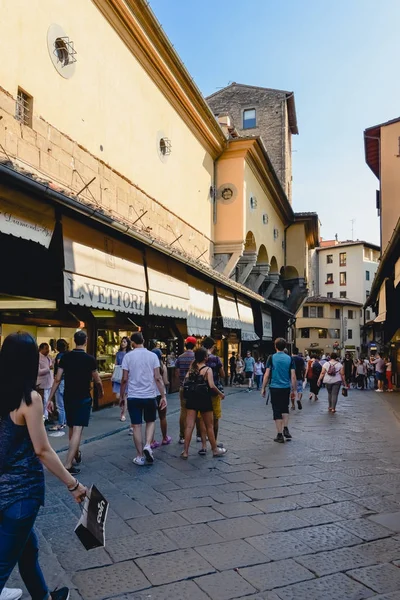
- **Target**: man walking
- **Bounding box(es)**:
[202,337,225,448]
[229,352,236,386]
[37,342,54,422]
[244,350,255,392]
[175,337,196,444]
[120,332,166,465]
[370,353,386,392]
[48,330,103,474]
[291,347,305,410]
[261,338,296,443]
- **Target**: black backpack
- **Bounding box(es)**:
[183,366,210,401]
[312,361,322,377]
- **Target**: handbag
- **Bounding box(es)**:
[111,364,123,383]
[342,387,348,397]
[75,485,109,550]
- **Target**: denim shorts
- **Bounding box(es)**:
[127,397,157,425]
[296,380,303,394]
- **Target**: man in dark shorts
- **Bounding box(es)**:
[261,338,296,443]
[48,330,103,474]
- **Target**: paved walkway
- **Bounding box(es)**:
[9,387,400,599]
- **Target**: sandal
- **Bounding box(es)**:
[198,448,207,456]
[213,448,228,457]
[162,436,172,445]
[180,452,188,460]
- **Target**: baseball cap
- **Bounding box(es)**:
[185,336,197,345]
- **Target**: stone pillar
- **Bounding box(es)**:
[246,262,270,293]
[263,273,280,299]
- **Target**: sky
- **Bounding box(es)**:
[148,0,400,246]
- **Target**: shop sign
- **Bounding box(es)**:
[262,311,272,340]
[64,272,145,315]
[0,197,54,248]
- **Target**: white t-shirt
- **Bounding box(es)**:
[254,362,264,376]
[322,360,342,384]
[122,348,160,399]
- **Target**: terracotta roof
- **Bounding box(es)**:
[305,296,363,307]
[364,116,400,179]
[207,83,299,135]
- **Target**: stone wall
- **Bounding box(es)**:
[0,87,213,263]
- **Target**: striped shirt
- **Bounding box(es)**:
[175,350,195,386]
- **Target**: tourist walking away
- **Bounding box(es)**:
[113,336,131,422]
[385,357,393,392]
[254,357,264,391]
[0,331,86,600]
[175,337,196,444]
[48,330,103,474]
[318,352,346,412]
[235,355,245,385]
[48,339,68,434]
[120,332,166,466]
[229,352,236,386]
[343,353,354,387]
[200,337,225,451]
[261,338,296,443]
[370,353,386,392]
[244,350,255,392]
[291,347,305,410]
[356,359,366,389]
[150,347,172,448]
[309,355,322,401]
[181,347,227,459]
[36,343,53,422]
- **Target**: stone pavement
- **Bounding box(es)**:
[9,386,400,599]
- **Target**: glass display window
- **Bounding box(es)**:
[96,329,132,376]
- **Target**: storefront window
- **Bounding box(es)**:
[96,329,132,375]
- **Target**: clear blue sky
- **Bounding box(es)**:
[149,0,400,246]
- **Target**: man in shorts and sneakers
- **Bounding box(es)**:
[291,347,305,410]
[120,332,166,466]
[48,330,103,474]
[175,337,196,444]
[201,337,225,451]
[261,338,296,443]
[244,351,255,392]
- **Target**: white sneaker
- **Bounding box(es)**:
[143,444,154,463]
[128,428,133,435]
[196,436,202,443]
[133,456,145,466]
[0,589,23,600]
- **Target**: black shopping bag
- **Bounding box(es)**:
[75,485,109,550]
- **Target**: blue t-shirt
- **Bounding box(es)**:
[267,353,295,388]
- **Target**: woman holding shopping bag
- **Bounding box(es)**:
[0,331,86,600]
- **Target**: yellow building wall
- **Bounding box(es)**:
[243,161,285,269]
[214,156,245,244]
[381,121,400,249]
[286,223,307,278]
[0,0,214,240]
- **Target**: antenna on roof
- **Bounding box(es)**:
[350,219,356,240]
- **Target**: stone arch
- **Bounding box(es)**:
[282,265,299,280]
[270,256,279,273]
[256,244,269,264]
[244,231,257,253]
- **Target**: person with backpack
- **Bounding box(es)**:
[261,338,296,443]
[309,355,322,401]
[318,352,346,413]
[181,347,227,459]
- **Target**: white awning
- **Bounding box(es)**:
[187,276,214,337]
[63,217,146,315]
[374,279,387,324]
[237,298,259,341]
[262,310,273,340]
[146,250,189,318]
[216,288,241,329]
[395,259,400,288]
[0,186,55,248]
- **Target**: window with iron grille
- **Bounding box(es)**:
[159,137,172,156]
[15,88,33,127]
[262,213,268,224]
[54,37,77,67]
[249,196,257,210]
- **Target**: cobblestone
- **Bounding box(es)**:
[195,570,257,599]
[275,572,374,599]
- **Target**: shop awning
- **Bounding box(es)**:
[0,295,57,310]
[395,259,400,288]
[216,288,241,329]
[261,310,273,341]
[63,218,146,315]
[0,185,55,248]
[187,276,214,337]
[374,279,387,323]
[146,250,189,318]
[237,297,259,341]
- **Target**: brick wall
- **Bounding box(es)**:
[0,87,212,263]
[207,85,291,199]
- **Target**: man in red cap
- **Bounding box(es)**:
[175,337,196,444]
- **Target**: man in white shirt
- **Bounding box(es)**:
[120,332,166,466]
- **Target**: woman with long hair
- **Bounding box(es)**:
[0,332,86,600]
[113,336,131,421]
[48,339,68,433]
[181,347,227,459]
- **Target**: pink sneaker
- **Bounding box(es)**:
[162,436,172,445]
[150,440,161,449]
